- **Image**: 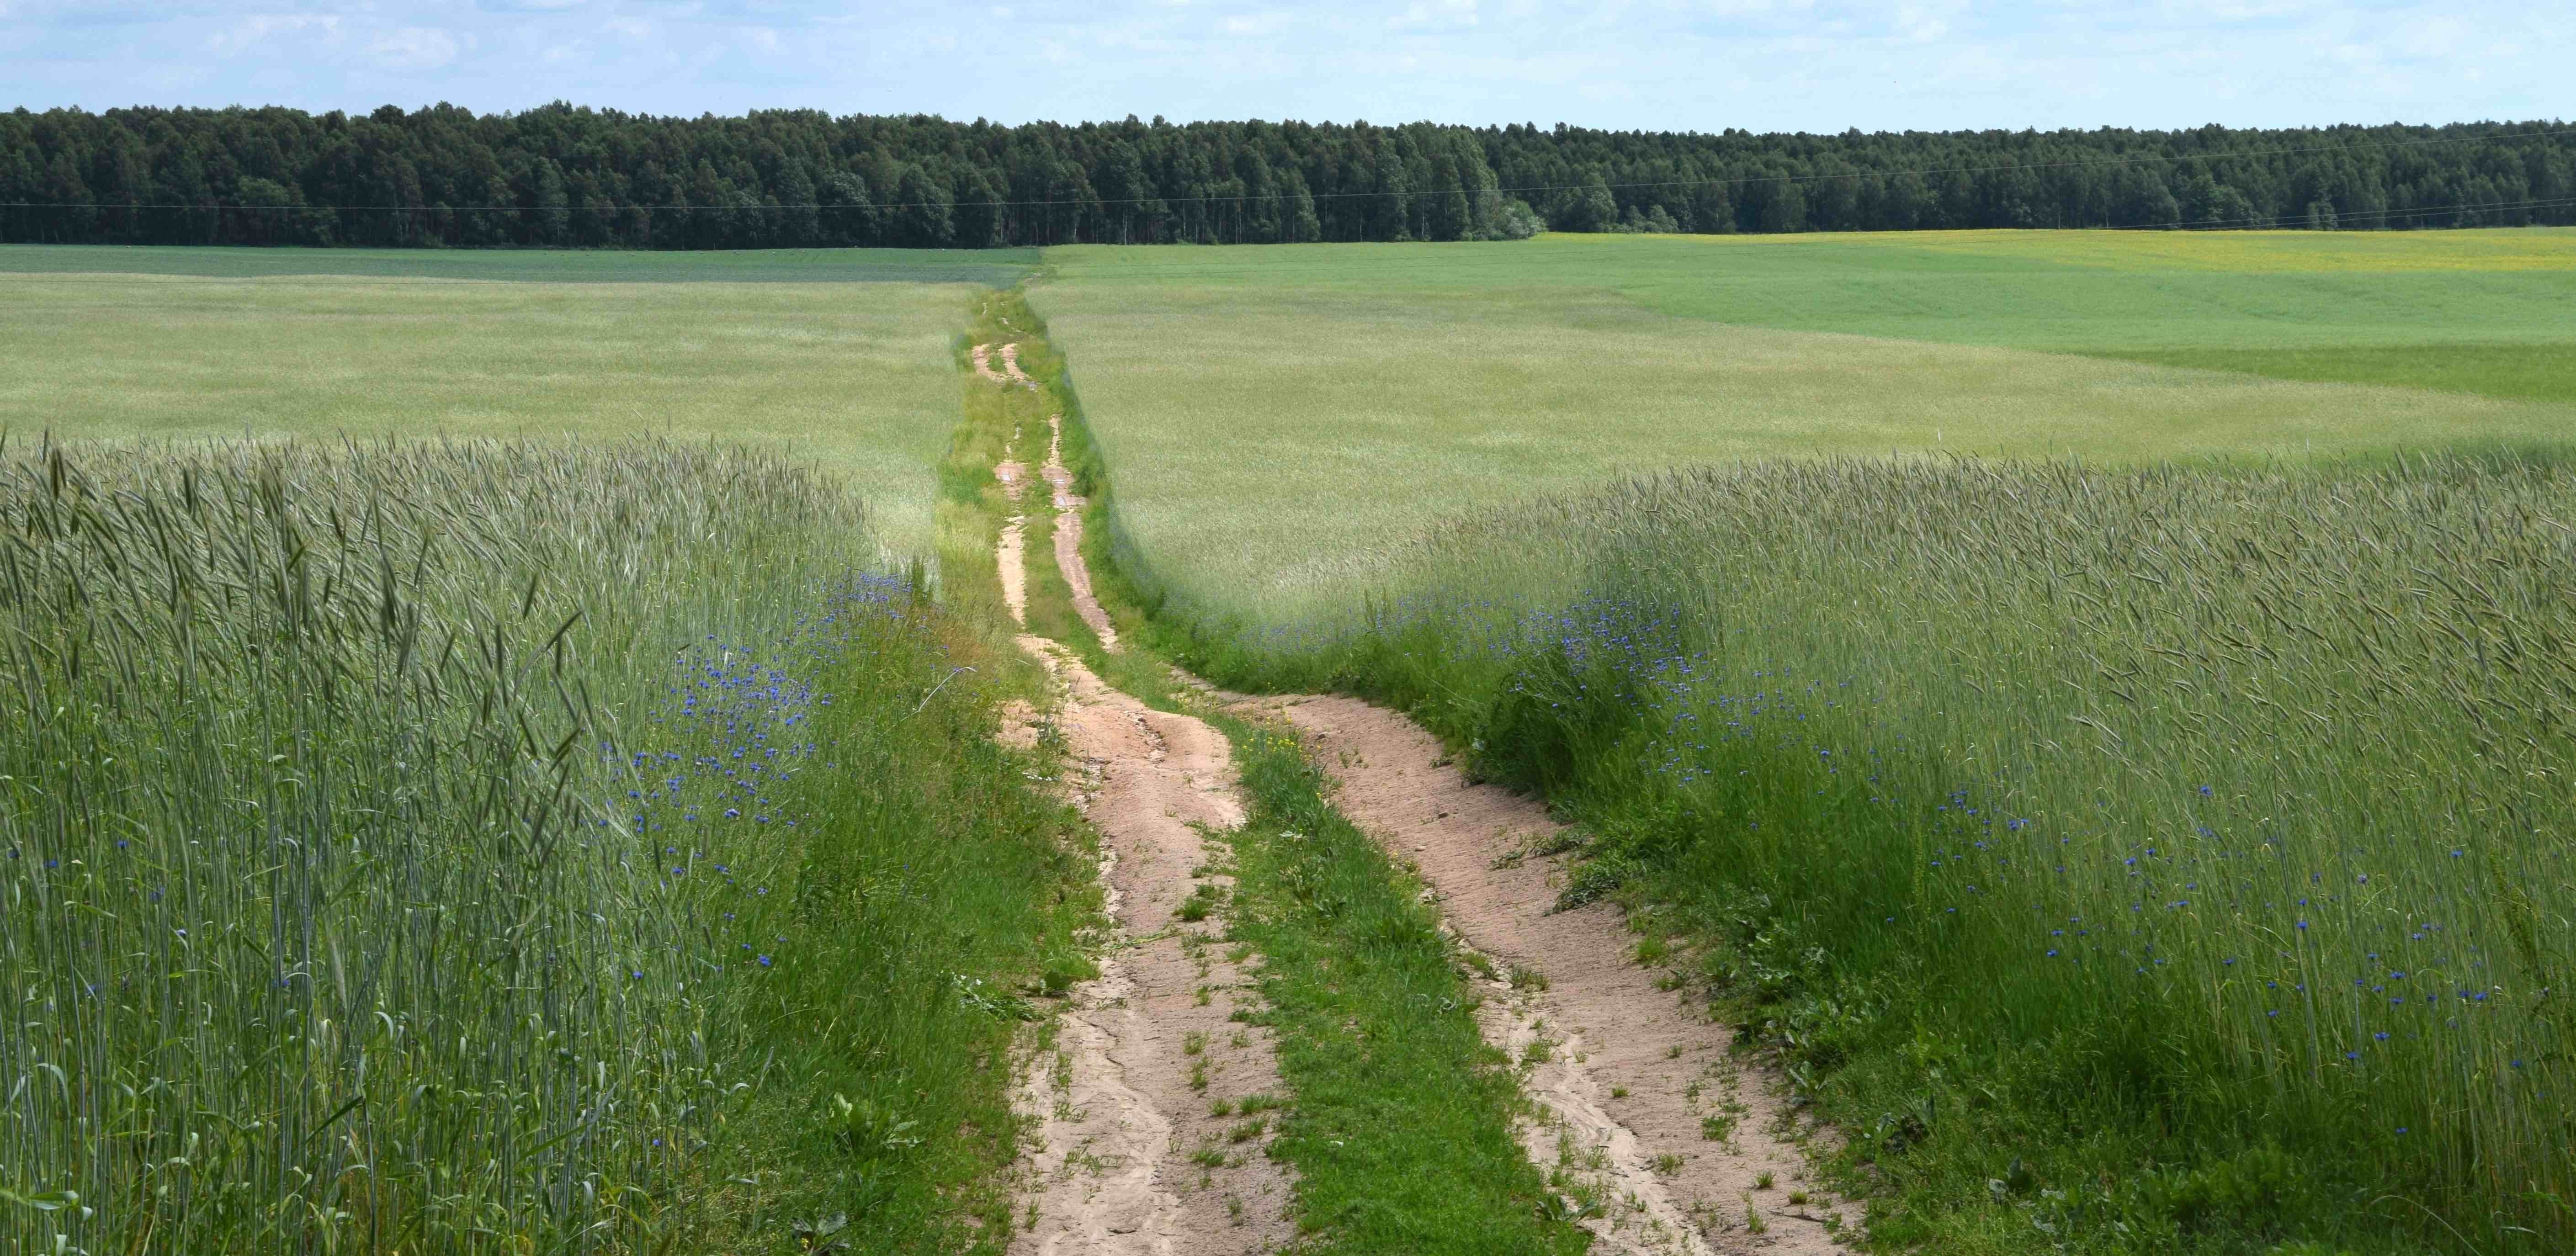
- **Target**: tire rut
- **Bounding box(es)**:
[982,345,1294,1256]
[1232,694,1853,1256]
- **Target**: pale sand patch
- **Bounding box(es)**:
[1005,566,1292,1250]
[1042,412,1121,650]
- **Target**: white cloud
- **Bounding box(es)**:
[1388,0,1480,31]
[208,13,339,57]
[4,0,2571,133]
[367,26,462,70]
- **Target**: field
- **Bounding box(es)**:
[0,245,1035,562]
[0,438,1089,1252]
[1037,230,2576,1252]
[7,228,2574,1256]
[0,249,1085,1252]
[1039,230,2576,621]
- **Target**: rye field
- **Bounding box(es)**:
[5,226,2573,1256]
[0,245,1036,562]
[1041,229,2576,620]
[0,250,1094,1252]
[1036,230,2576,1251]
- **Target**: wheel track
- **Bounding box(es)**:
[1236,694,1852,1255]
[982,344,1294,1256]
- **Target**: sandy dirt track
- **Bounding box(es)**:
[987,345,1294,1256]
[1234,694,1849,1256]
[984,338,1842,1254]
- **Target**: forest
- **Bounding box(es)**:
[1,103,2570,249]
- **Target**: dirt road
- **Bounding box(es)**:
[987,339,1844,1255]
[988,345,1294,1256]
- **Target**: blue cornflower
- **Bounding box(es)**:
[757,955,773,968]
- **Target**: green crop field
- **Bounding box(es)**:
[0,245,1036,562]
[0,437,1088,1252]
[1036,230,2576,1253]
[1040,229,2576,622]
[0,247,1081,1253]
[8,226,2574,1256]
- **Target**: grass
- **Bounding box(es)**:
[1034,233,2576,626]
[968,291,1595,1252]
[1032,233,2576,1251]
[1155,456,2576,1254]
[0,243,1041,286]
[0,436,1092,1253]
[1,250,1013,564]
[2099,343,2576,406]
[1213,717,1589,1256]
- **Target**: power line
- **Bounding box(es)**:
[3,126,2570,215]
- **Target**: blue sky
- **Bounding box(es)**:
[2,1,2564,132]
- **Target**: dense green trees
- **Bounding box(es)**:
[1,103,2567,249]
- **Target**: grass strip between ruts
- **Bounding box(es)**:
[994,280,1588,1252]
[1208,712,1590,1256]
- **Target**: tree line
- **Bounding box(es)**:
[2,103,2569,249]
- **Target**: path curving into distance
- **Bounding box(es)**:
[988,334,1846,1254]
[986,345,1296,1256]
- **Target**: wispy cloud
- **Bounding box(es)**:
[208,13,339,57]
[366,27,462,71]
[0,0,2563,132]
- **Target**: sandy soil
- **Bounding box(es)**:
[974,342,1012,385]
[1001,342,1041,391]
[988,335,1837,1251]
[1041,413,1121,650]
[1002,395,1295,1252]
[1230,694,1851,1256]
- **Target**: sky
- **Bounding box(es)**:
[1,1,2565,134]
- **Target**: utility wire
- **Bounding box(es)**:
[2,125,2570,214]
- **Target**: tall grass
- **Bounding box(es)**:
[1154,455,2576,1252]
[0,436,1085,1252]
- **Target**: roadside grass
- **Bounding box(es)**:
[1033,236,2576,628]
[1,262,984,562]
[1213,717,1590,1256]
[0,436,1091,1253]
[1155,456,2576,1254]
[976,286,1592,1251]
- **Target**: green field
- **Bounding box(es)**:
[0,438,1087,1253]
[1038,230,2576,623]
[1036,230,2576,1253]
[0,245,1036,562]
[10,230,2576,1255]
